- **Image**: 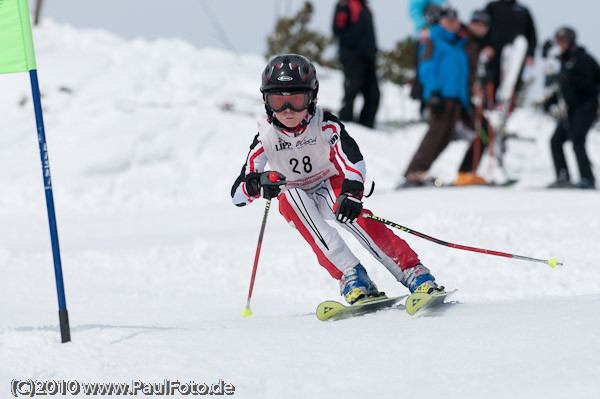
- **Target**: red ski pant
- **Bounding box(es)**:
[278,175,420,280]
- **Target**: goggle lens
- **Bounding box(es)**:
[266,92,311,112]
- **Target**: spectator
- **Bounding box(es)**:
[402,6,469,187]
[409,0,447,42]
[482,0,537,104]
[455,10,493,186]
[544,27,599,189]
[333,0,380,128]
[408,0,447,110]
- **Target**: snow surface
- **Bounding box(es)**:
[1,20,599,398]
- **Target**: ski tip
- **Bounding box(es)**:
[241,307,253,317]
[316,300,346,321]
[405,292,431,315]
[547,257,562,269]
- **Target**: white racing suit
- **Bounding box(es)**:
[231,106,420,280]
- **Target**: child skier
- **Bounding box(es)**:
[231,54,443,304]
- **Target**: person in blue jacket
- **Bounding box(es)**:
[409,0,447,40]
[403,6,470,186]
[408,0,447,105]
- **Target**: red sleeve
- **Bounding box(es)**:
[335,10,348,28]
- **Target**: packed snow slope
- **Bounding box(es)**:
[1,21,599,398]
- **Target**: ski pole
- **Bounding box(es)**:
[364,213,562,268]
[240,171,285,317]
[241,199,272,317]
[486,81,497,179]
[472,85,483,174]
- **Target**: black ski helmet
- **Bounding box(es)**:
[424,3,442,26]
[470,10,490,26]
[555,26,577,44]
[260,54,319,116]
[440,6,459,20]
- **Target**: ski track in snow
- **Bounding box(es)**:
[1,20,599,398]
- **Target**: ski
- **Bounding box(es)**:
[497,35,529,105]
[316,295,408,322]
[380,119,426,129]
[491,34,529,180]
[395,177,445,189]
[405,288,458,316]
[395,178,518,189]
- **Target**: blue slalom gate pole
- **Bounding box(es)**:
[29,69,71,343]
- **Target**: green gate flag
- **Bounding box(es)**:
[0,0,37,74]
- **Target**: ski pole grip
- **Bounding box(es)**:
[260,171,286,186]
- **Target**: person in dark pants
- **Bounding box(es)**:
[408,0,446,112]
[455,10,492,185]
[544,27,599,189]
[403,7,469,186]
[333,0,380,128]
[482,0,537,104]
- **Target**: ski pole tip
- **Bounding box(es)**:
[241,307,253,317]
[547,257,562,269]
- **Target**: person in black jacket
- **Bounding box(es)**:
[333,0,380,128]
[544,27,599,189]
[482,0,537,103]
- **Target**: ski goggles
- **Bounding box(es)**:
[470,11,490,26]
[441,8,458,19]
[265,91,312,112]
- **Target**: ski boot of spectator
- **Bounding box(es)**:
[454,172,487,186]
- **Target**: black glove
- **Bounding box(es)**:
[244,172,262,197]
[259,171,286,199]
[334,194,362,223]
[544,72,558,88]
[542,39,553,59]
[334,179,364,223]
[429,91,444,117]
[245,171,286,199]
[542,92,557,113]
[542,99,552,113]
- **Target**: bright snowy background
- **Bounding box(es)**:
[1,21,599,398]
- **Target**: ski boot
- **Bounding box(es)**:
[574,178,595,190]
[548,170,573,188]
[401,262,443,294]
[339,264,381,304]
[454,172,487,186]
[547,179,573,188]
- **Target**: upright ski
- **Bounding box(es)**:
[497,35,529,105]
[491,35,528,180]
